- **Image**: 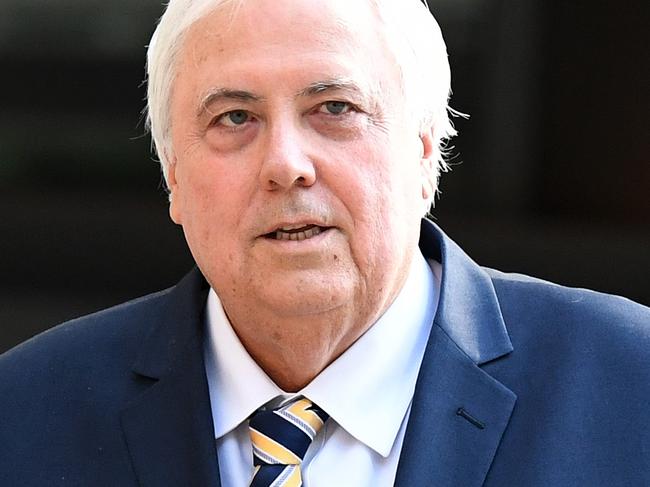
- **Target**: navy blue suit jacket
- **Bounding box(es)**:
[2,220,649,486]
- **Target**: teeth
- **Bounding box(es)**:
[275,226,323,241]
[279,224,304,231]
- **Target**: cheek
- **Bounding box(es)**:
[340,139,422,249]
[183,142,252,203]
[336,140,417,219]
[178,170,247,292]
[327,145,398,257]
[176,156,252,247]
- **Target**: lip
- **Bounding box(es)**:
[258,219,333,238]
[256,225,336,250]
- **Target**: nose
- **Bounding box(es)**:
[258,120,316,191]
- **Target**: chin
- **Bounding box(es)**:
[256,276,355,317]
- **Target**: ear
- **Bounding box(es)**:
[165,151,183,225]
[419,126,437,204]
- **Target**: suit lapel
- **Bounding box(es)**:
[394,221,517,486]
[393,326,516,486]
[120,269,221,487]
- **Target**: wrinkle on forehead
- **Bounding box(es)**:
[182,0,385,65]
[178,0,393,90]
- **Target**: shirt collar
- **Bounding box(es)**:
[204,250,439,457]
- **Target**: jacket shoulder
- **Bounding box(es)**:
[485,268,649,376]
[0,287,179,422]
[481,269,650,484]
[485,267,649,338]
[0,287,174,374]
[0,287,182,484]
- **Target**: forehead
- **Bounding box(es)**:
[185,0,381,47]
[177,0,391,88]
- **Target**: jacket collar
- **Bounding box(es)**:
[421,219,513,364]
[130,268,209,379]
[120,269,222,487]
[394,219,517,487]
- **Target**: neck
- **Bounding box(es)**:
[223,301,379,392]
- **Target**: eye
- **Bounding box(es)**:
[318,101,352,115]
[215,110,251,127]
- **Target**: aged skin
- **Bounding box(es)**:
[167,0,437,391]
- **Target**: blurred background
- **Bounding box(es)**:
[1,0,648,353]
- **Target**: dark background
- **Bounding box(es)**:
[1,0,648,353]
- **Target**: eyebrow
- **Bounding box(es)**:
[298,78,366,98]
[197,88,265,117]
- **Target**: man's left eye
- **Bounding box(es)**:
[319,101,351,115]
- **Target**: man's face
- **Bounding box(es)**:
[168,0,435,334]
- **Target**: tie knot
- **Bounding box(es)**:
[249,397,328,467]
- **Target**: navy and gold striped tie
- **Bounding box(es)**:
[249,397,329,487]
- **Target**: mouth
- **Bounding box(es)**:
[262,224,331,241]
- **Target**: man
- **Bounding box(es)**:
[1,0,648,486]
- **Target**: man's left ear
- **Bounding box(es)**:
[419,126,437,204]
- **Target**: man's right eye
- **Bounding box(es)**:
[216,110,250,127]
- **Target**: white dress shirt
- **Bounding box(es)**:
[203,250,441,487]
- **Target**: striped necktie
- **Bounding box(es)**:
[249,397,329,487]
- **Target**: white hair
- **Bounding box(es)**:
[146,0,458,195]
